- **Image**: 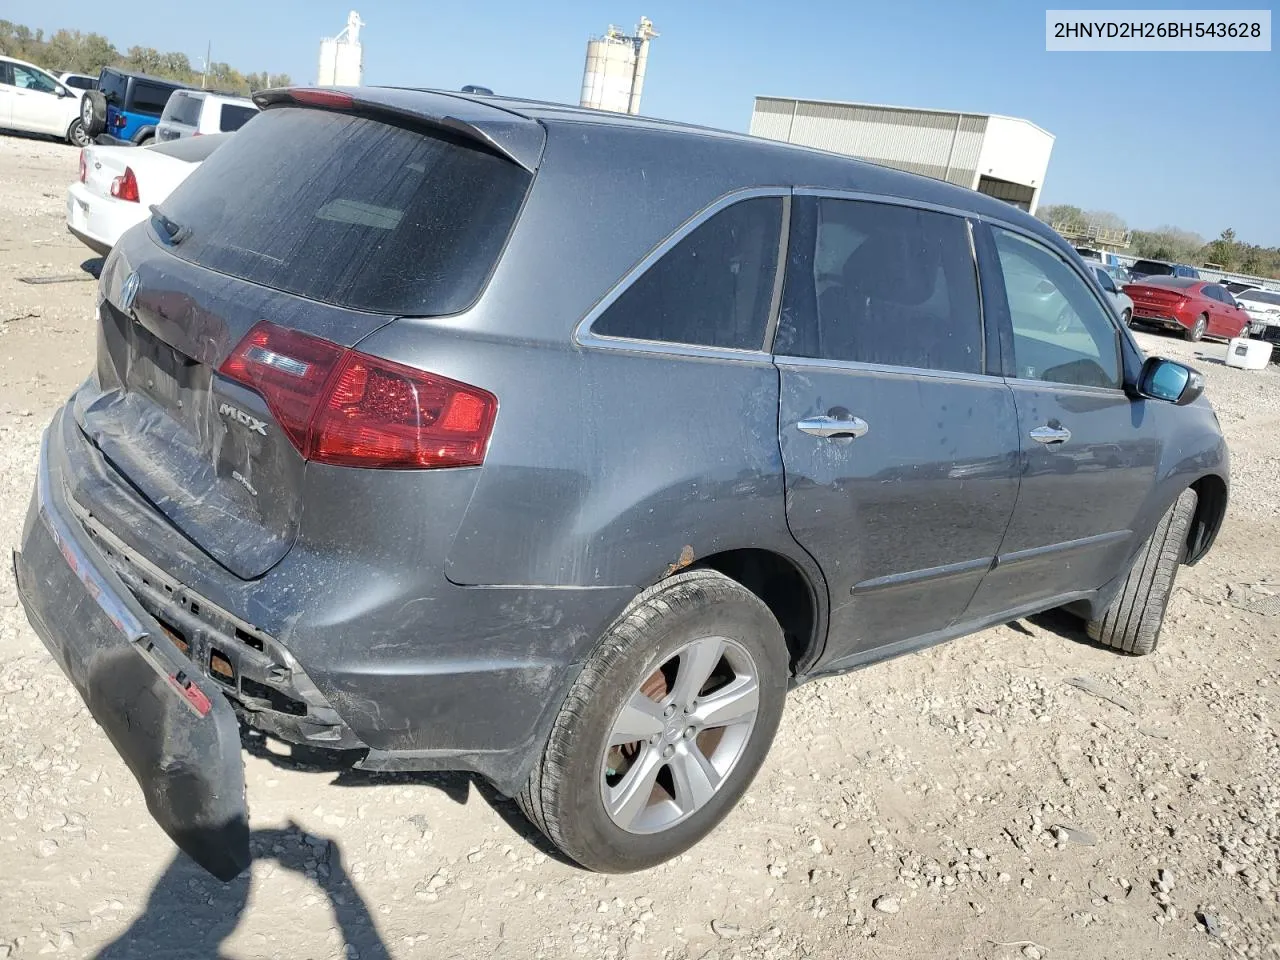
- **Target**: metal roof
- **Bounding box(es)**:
[754,95,1055,141]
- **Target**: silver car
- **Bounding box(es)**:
[1087,262,1134,326]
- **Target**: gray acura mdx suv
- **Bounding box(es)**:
[14,86,1228,881]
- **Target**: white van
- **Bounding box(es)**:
[156,90,258,142]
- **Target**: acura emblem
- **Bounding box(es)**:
[119,271,140,313]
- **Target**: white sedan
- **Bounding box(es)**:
[66,134,227,255]
[1236,288,1280,339]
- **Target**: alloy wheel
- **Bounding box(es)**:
[601,636,760,834]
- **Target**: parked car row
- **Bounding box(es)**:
[60,71,258,254]
[1,57,257,152]
[67,134,228,254]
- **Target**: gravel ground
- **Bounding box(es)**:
[0,133,1277,960]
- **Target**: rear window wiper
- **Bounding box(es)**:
[149,206,190,245]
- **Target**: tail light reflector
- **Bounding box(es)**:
[78,149,87,183]
[219,321,498,470]
[110,167,139,202]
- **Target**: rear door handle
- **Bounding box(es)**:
[796,415,869,440]
[1029,424,1071,445]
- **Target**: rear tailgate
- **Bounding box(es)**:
[80,100,538,580]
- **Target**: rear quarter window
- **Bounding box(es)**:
[218,104,258,132]
[131,80,178,115]
[591,197,783,351]
[156,107,533,316]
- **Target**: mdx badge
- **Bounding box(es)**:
[119,271,140,313]
[218,402,267,436]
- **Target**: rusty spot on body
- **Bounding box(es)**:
[664,544,696,577]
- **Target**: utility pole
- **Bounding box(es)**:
[201,41,210,88]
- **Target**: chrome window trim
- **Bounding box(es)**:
[792,187,980,223]
[775,354,1007,386]
[1003,375,1131,398]
[574,186,791,360]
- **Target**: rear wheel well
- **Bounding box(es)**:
[691,549,818,674]
[1186,474,1227,565]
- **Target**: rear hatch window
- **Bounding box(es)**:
[155,107,533,315]
[163,92,203,126]
[1131,260,1175,276]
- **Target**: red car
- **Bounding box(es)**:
[1124,276,1251,342]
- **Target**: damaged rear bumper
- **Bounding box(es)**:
[13,426,250,881]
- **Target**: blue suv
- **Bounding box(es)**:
[79,67,193,146]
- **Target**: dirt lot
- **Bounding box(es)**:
[0,133,1277,960]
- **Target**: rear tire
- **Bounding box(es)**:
[518,569,788,872]
[80,91,107,137]
[1186,314,1208,342]
[67,118,91,147]
[136,135,154,147]
[1086,488,1196,656]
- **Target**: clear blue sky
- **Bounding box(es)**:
[8,0,1278,244]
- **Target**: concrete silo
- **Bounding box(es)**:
[319,10,365,86]
[580,17,658,115]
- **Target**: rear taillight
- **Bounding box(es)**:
[112,114,126,128]
[219,321,498,469]
[78,149,87,183]
[109,167,139,202]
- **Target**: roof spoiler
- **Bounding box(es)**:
[252,87,544,171]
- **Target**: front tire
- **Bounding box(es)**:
[1186,314,1208,342]
[518,569,788,872]
[1087,488,1196,656]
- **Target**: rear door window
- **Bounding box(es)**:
[218,104,257,132]
[591,197,783,350]
[990,227,1121,389]
[774,197,983,374]
[157,107,533,316]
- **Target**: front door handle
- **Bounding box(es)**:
[796,414,869,440]
[1029,424,1071,445]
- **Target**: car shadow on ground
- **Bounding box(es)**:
[82,257,105,279]
[241,732,576,867]
[1024,607,1117,652]
[92,823,391,959]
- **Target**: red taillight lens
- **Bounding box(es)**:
[112,114,126,128]
[78,149,87,183]
[219,321,498,470]
[109,167,139,202]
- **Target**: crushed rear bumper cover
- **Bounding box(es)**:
[13,423,250,881]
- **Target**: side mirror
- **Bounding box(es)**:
[56,86,70,98]
[1134,357,1204,406]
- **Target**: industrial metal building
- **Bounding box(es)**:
[750,96,1055,214]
